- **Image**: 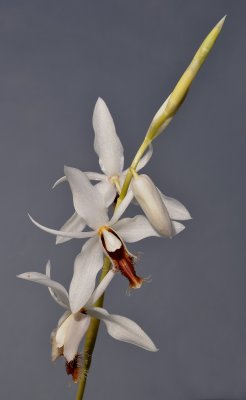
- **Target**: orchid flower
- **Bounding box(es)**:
[30,166,184,305]
[53,98,153,243]
[18,262,157,382]
[53,98,190,243]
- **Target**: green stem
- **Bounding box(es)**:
[76,257,111,400]
[76,138,150,400]
[76,17,226,398]
[117,137,151,203]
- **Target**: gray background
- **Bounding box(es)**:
[0,1,245,399]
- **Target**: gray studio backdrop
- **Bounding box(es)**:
[0,1,245,399]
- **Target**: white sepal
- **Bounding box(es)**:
[95,180,117,207]
[93,98,124,176]
[56,212,86,245]
[87,307,158,352]
[109,190,134,226]
[17,269,69,309]
[171,221,185,236]
[113,215,160,243]
[52,172,105,189]
[28,214,95,239]
[158,190,191,221]
[45,261,70,309]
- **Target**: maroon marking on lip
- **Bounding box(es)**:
[101,228,143,289]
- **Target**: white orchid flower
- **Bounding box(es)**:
[131,172,191,237]
[53,97,153,244]
[29,166,171,306]
[18,261,158,382]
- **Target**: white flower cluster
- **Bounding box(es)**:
[18,98,191,382]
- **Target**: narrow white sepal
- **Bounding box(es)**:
[87,307,158,352]
[28,214,95,239]
[52,176,67,189]
[52,172,105,189]
[17,270,69,309]
[93,97,124,176]
[56,212,86,245]
[45,261,69,309]
[109,190,134,226]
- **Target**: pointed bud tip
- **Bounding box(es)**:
[217,15,227,30]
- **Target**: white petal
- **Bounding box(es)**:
[132,174,173,237]
[63,313,91,362]
[51,311,71,361]
[56,314,72,348]
[93,98,124,176]
[109,190,134,225]
[87,307,158,352]
[113,215,160,243]
[53,172,105,189]
[136,144,153,171]
[65,166,108,229]
[69,237,103,313]
[29,214,95,239]
[158,190,191,221]
[95,180,117,207]
[56,212,86,245]
[171,221,186,236]
[17,270,69,309]
[57,310,72,328]
[85,269,116,308]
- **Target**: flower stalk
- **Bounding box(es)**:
[76,16,225,400]
[118,16,226,204]
[76,257,111,400]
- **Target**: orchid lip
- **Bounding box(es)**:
[99,227,143,289]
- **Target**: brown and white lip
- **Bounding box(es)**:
[99,226,143,289]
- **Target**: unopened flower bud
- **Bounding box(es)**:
[132,173,173,237]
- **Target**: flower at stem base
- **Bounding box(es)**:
[18,262,158,382]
